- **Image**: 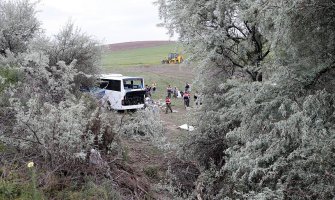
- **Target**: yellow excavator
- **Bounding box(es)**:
[161,53,184,64]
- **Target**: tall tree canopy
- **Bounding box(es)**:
[157,0,335,199]
[34,22,101,75]
[157,0,270,81]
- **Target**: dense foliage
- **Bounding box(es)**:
[158,0,335,199]
[0,1,121,198]
[0,0,40,55]
[0,2,104,166]
[32,22,101,89]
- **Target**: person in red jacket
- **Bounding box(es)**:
[165,96,173,113]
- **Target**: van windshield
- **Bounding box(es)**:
[123,78,144,90]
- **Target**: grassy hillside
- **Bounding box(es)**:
[102,43,183,68]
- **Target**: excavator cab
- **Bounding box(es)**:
[168,53,178,60]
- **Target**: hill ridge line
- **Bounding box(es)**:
[104,40,176,52]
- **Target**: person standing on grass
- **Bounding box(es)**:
[185,82,190,92]
[167,85,172,98]
[183,91,190,108]
[165,96,173,113]
[145,85,149,97]
[194,90,199,106]
[145,85,151,97]
[173,86,178,98]
[148,85,152,97]
[152,82,157,93]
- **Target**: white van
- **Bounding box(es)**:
[94,74,146,110]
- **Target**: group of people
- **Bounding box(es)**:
[166,83,190,98]
[144,81,201,114]
[145,82,157,97]
[165,82,201,113]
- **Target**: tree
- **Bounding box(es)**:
[0,2,105,170]
[156,0,270,81]
[34,22,101,75]
[0,0,40,55]
[157,0,335,199]
[32,22,101,90]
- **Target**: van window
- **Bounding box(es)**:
[99,79,121,91]
[123,78,143,90]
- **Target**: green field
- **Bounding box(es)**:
[102,43,183,68]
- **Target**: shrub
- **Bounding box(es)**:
[144,165,160,180]
[0,0,40,55]
[32,22,101,90]
[121,108,164,142]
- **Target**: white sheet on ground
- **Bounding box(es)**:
[178,124,195,131]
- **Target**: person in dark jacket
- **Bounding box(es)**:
[167,85,172,98]
[185,82,190,92]
[194,91,199,105]
[183,91,190,108]
[165,96,173,113]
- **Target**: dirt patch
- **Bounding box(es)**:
[107,157,153,199]
[166,158,200,195]
[104,41,176,52]
[120,104,198,198]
